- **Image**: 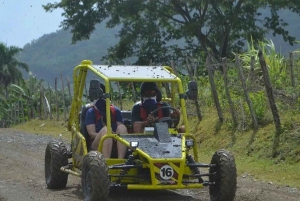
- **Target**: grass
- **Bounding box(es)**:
[193,109,300,189]
[11,109,300,189]
[12,118,71,141]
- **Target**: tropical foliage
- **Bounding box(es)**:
[0,72,72,127]
[0,43,73,126]
[0,43,29,99]
[43,0,300,66]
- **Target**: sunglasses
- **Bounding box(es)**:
[143,90,157,97]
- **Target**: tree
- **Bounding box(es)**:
[0,43,29,99]
[43,0,300,65]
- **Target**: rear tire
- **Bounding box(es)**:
[82,151,110,201]
[45,140,69,189]
[209,149,237,201]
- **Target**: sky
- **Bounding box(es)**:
[0,0,63,48]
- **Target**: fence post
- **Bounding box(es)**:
[116,82,123,110]
[184,58,202,121]
[39,83,43,120]
[258,51,281,132]
[222,57,238,126]
[61,74,67,121]
[131,82,137,103]
[67,77,72,102]
[48,82,53,120]
[258,50,282,157]
[206,56,223,122]
[236,54,258,131]
[20,98,24,123]
[55,77,59,121]
[289,51,295,87]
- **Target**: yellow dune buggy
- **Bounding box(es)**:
[44,60,237,201]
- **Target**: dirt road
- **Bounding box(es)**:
[0,128,299,201]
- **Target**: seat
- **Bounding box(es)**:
[122,110,133,133]
[80,103,92,150]
[80,103,121,158]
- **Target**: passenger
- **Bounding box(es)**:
[131,82,185,133]
[85,82,127,158]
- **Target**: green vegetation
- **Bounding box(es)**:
[0,43,29,99]
[12,118,70,139]
[192,108,300,188]
[0,70,71,126]
[44,1,300,65]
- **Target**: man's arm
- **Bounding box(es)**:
[131,104,149,133]
[86,124,98,139]
[85,108,98,140]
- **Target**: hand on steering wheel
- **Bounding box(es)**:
[146,114,159,126]
[150,106,180,128]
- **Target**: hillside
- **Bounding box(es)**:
[17,22,120,86]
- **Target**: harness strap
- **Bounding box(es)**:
[89,105,116,146]
[140,103,163,121]
[93,105,116,123]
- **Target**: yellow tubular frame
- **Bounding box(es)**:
[66,60,201,190]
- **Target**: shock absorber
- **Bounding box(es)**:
[186,154,200,174]
[186,154,204,183]
[117,155,134,183]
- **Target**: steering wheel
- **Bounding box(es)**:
[150,106,180,128]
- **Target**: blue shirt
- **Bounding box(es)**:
[85,99,123,132]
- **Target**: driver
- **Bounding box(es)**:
[131,82,183,133]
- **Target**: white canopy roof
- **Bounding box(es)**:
[90,65,178,81]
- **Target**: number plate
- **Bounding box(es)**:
[154,163,179,185]
[160,165,174,180]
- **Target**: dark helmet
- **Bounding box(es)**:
[89,80,105,101]
[140,82,162,102]
[140,82,159,94]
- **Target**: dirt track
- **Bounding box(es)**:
[0,128,299,201]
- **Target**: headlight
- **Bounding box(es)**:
[185,140,194,148]
[130,141,139,149]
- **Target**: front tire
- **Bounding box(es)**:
[45,140,69,189]
[82,151,110,201]
[209,149,237,201]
